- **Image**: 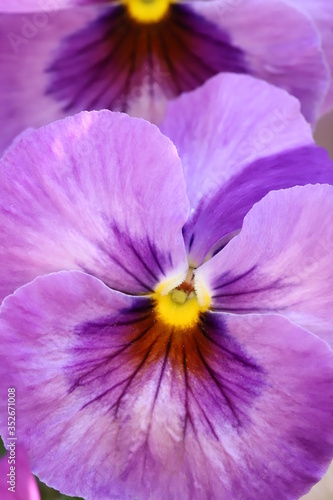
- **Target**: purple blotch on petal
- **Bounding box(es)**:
[46,4,248,114]
[184,145,333,265]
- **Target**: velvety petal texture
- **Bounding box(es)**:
[0,446,40,500]
[0,110,189,301]
[161,74,333,265]
[1,271,333,499]
[196,185,333,347]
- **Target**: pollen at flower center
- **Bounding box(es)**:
[123,0,172,23]
[154,271,211,329]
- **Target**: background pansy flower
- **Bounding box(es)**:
[0,0,331,154]
[1,75,333,499]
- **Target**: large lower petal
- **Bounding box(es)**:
[0,110,188,301]
[196,184,333,346]
[193,0,329,123]
[161,74,333,265]
[0,271,333,499]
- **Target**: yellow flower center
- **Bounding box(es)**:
[123,0,172,23]
[154,271,211,329]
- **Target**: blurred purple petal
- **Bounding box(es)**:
[195,0,329,123]
[47,4,247,117]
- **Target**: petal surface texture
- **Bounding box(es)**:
[196,185,333,346]
[0,110,189,300]
[0,271,333,499]
[161,74,333,266]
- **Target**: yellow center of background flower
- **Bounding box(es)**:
[123,0,172,23]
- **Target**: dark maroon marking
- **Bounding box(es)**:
[46,4,248,114]
[66,301,264,444]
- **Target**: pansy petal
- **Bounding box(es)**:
[193,0,329,123]
[285,0,333,114]
[1,271,333,499]
[0,8,97,154]
[196,184,333,346]
[0,110,188,300]
[0,446,40,500]
[161,74,333,265]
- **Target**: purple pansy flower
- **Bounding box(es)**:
[0,0,332,154]
[1,75,333,499]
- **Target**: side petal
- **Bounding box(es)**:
[161,73,333,265]
[196,184,333,346]
[0,272,333,499]
[0,110,189,300]
[285,0,333,114]
[193,0,329,123]
[0,446,40,500]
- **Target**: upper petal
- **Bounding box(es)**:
[0,110,189,301]
[192,0,329,123]
[196,184,333,347]
[161,73,333,265]
[1,271,333,499]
